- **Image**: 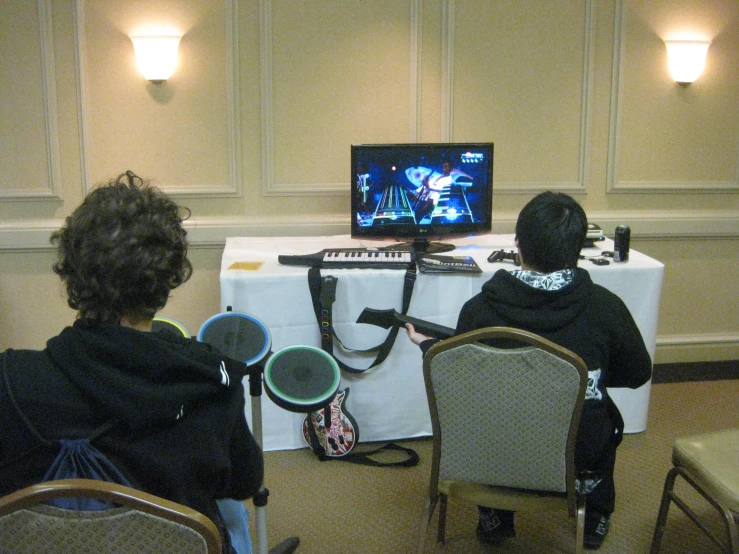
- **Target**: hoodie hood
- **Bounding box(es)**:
[480,268,594,333]
[45,320,244,430]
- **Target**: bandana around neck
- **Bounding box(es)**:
[511,268,574,291]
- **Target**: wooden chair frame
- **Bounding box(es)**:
[0,478,222,554]
[417,326,588,554]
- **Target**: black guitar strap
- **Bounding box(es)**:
[307,263,416,374]
[305,412,328,459]
[305,266,420,468]
[320,440,420,467]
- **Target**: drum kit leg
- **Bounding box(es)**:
[246,370,300,554]
[157,311,339,554]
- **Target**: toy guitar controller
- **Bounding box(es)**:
[356,308,455,339]
[302,388,358,458]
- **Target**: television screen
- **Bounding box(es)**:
[351,143,493,252]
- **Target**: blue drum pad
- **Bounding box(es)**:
[197,312,272,366]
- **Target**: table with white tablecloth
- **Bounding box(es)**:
[219,234,664,451]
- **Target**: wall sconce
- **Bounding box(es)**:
[664,40,710,86]
[130,34,183,84]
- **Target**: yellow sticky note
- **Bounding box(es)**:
[228,261,264,271]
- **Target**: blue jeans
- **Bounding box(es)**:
[216,499,253,554]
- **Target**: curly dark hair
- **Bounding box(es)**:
[515,191,587,273]
[50,171,193,323]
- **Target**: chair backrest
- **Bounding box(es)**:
[423,327,588,510]
[0,478,222,554]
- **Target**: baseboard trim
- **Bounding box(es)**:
[652,360,739,384]
[655,333,739,364]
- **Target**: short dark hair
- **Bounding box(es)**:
[515,191,587,273]
[51,171,193,323]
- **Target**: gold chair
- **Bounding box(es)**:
[417,326,588,554]
[650,428,739,554]
[0,478,222,554]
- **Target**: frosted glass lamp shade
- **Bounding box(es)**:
[664,40,710,85]
[130,35,182,83]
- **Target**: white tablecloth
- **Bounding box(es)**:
[220,234,663,451]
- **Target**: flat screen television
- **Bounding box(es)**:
[351,142,493,253]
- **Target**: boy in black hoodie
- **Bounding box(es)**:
[407,191,652,550]
[0,171,263,553]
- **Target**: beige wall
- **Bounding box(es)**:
[1,0,737,363]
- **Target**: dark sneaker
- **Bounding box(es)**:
[584,513,610,550]
[476,509,515,544]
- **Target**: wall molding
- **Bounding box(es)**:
[74,0,242,198]
[658,333,739,348]
[0,0,63,201]
[443,0,595,195]
[73,0,89,195]
[259,0,422,196]
[655,333,739,364]
[410,0,422,142]
[606,0,739,194]
[582,210,739,239]
[440,0,454,142]
[3,209,737,252]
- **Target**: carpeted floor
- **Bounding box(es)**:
[252,378,739,553]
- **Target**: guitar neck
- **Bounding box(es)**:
[357,307,454,340]
[396,313,455,339]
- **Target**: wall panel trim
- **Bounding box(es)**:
[410,0,422,142]
[260,0,421,196]
[444,0,595,194]
[74,0,242,198]
[440,0,454,142]
[1,0,63,201]
[3,209,737,252]
[606,0,739,194]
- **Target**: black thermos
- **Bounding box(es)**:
[614,225,630,262]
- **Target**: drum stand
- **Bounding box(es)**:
[156,313,298,553]
[194,310,300,554]
[247,368,300,554]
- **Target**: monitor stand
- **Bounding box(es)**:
[384,238,456,255]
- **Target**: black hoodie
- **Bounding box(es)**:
[0,320,263,534]
[425,268,652,469]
